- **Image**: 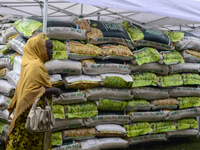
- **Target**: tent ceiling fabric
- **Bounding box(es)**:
[1,0,200,36]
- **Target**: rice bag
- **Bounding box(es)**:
[45,59,82,74]
[52,132,63,146]
[130,111,170,122]
[166,129,199,138]
[53,90,86,105]
[158,50,184,65]
[82,59,130,75]
[76,19,133,49]
[4,70,19,88]
[96,99,127,111]
[169,63,200,74]
[86,87,133,101]
[13,55,22,75]
[52,105,65,119]
[1,24,12,30]
[62,127,96,141]
[84,114,129,127]
[80,138,128,150]
[49,74,63,87]
[131,47,161,65]
[169,31,200,51]
[0,109,13,123]
[131,72,157,87]
[100,44,133,61]
[125,122,153,137]
[177,118,198,130]
[166,108,200,121]
[51,40,67,60]
[182,50,200,63]
[0,68,8,78]
[63,75,101,89]
[0,94,11,110]
[157,74,183,87]
[0,57,13,70]
[9,34,27,55]
[100,73,133,88]
[65,102,97,119]
[122,21,174,50]
[66,40,102,60]
[178,97,200,109]
[2,26,18,43]
[126,99,153,111]
[151,121,176,134]
[53,118,85,132]
[182,73,200,85]
[52,142,81,150]
[127,134,166,145]
[132,87,169,100]
[169,87,200,97]
[129,62,169,75]
[0,79,15,97]
[95,124,126,137]
[151,98,179,110]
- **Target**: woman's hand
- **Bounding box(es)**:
[45,87,61,97]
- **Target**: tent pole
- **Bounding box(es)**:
[43,0,48,34]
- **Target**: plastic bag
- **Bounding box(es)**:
[157,74,183,87]
[126,99,153,111]
[2,26,18,43]
[0,94,11,110]
[52,105,65,119]
[49,74,63,87]
[169,87,200,97]
[0,79,15,97]
[51,132,63,146]
[151,121,176,134]
[169,63,200,74]
[177,118,198,130]
[97,99,127,111]
[178,97,200,109]
[166,129,199,138]
[182,73,200,85]
[182,50,200,63]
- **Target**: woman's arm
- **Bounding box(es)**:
[45,87,61,97]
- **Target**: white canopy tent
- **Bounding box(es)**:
[1,0,200,36]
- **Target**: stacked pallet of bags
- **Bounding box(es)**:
[121,21,200,147]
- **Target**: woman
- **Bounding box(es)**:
[6,33,61,150]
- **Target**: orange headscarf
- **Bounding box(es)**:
[6,33,52,145]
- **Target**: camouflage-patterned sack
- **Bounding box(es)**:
[182,73,200,85]
[157,74,183,87]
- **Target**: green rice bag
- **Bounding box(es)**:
[182,73,200,85]
[160,50,184,65]
[14,19,42,37]
[102,76,132,88]
[125,122,153,137]
[169,32,184,42]
[0,43,10,54]
[158,74,183,87]
[132,47,160,65]
[0,121,5,134]
[51,132,63,146]
[177,118,198,130]
[151,121,176,134]
[98,99,127,111]
[131,72,157,87]
[52,105,65,119]
[52,40,67,60]
[127,99,151,107]
[179,97,200,109]
[65,102,97,118]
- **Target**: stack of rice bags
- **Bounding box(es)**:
[121,21,200,146]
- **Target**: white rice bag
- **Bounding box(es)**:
[0,79,15,97]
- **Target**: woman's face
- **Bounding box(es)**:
[46,39,53,60]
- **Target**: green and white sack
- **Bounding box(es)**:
[151,121,176,134]
[100,73,133,88]
[4,70,19,88]
[178,97,200,109]
[53,91,86,105]
[52,143,81,150]
[80,138,128,150]
[169,63,200,74]
[157,74,183,87]
[0,94,11,110]
[166,108,200,121]
[0,109,13,123]
[132,87,169,100]
[127,134,166,145]
[95,124,126,137]
[45,59,82,74]
[166,129,199,138]
[129,62,169,75]
[84,115,129,127]
[130,111,170,122]
[51,132,63,146]
[176,118,198,130]
[181,50,200,63]
[2,26,18,43]
[0,57,13,70]
[52,105,65,119]
[0,79,15,97]
[49,74,63,87]
[169,87,200,97]
[9,35,27,55]
[86,87,133,101]
[32,27,86,40]
[53,118,85,132]
[126,99,153,111]
[182,73,200,85]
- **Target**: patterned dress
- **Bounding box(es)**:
[7,98,51,150]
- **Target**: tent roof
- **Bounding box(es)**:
[1,0,200,37]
